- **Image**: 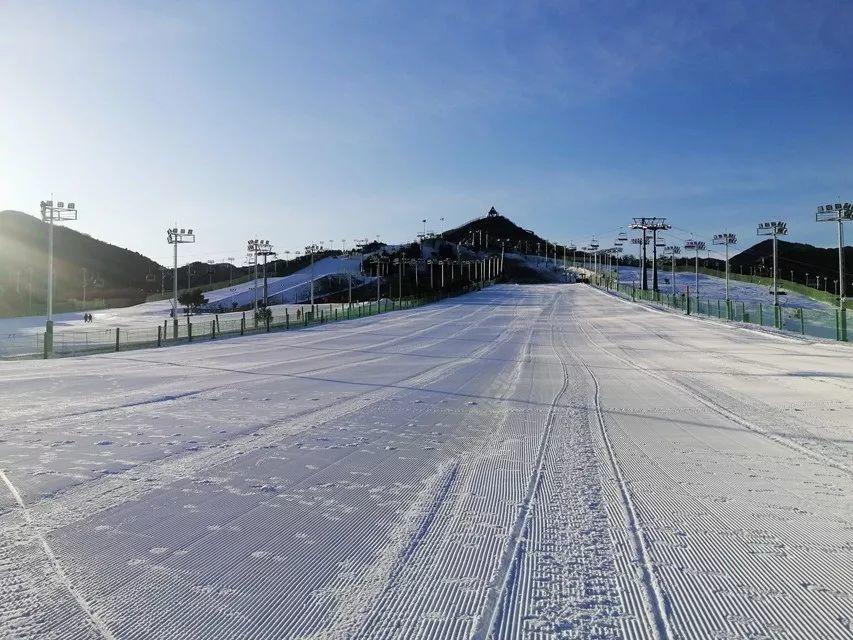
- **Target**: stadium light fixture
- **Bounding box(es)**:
[305,243,324,307]
[663,245,681,295]
[40,198,79,357]
[684,239,706,297]
[712,232,737,306]
[167,226,196,338]
[756,222,787,309]
[816,202,851,320]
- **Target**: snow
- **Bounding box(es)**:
[202,255,367,309]
[616,265,832,310]
[0,284,851,639]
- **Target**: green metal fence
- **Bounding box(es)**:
[17,283,492,359]
[594,276,848,342]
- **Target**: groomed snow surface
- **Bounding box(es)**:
[1,284,851,639]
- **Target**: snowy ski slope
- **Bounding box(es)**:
[0,284,851,639]
[0,255,368,358]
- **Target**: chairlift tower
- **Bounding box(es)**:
[712,233,737,315]
[684,239,706,297]
[757,221,788,311]
[167,226,196,338]
[630,218,670,291]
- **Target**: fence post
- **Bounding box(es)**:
[215,314,220,333]
[800,309,805,335]
[188,322,193,342]
[266,314,271,332]
[157,325,162,347]
[335,309,338,321]
[841,307,848,342]
[240,314,245,336]
[115,327,120,352]
[759,303,763,326]
[285,309,289,329]
[211,320,216,339]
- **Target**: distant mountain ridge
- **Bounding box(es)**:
[729,239,852,286]
[0,210,165,316]
[2,207,849,318]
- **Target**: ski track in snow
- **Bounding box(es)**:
[0,284,851,639]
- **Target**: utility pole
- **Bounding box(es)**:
[684,239,706,298]
[40,199,78,357]
[207,259,215,286]
[816,202,851,339]
[167,226,195,338]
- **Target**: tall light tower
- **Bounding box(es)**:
[712,233,737,308]
[207,259,216,286]
[40,199,78,357]
[253,240,276,306]
[684,239,706,297]
[757,221,788,312]
[227,256,235,285]
[816,202,851,338]
[167,226,195,338]
[305,243,324,308]
[664,246,681,295]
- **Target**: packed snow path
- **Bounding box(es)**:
[0,285,851,639]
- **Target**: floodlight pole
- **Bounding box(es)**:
[40,199,79,356]
[839,218,846,308]
[247,240,259,313]
[816,202,851,312]
[173,239,178,323]
[685,240,705,298]
[47,214,54,320]
[712,234,736,318]
[757,222,787,310]
[167,226,196,338]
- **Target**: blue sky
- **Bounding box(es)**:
[1,1,852,265]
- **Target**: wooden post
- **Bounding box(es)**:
[211,320,216,339]
[188,321,193,342]
[115,327,120,352]
[157,325,162,347]
[240,314,245,336]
